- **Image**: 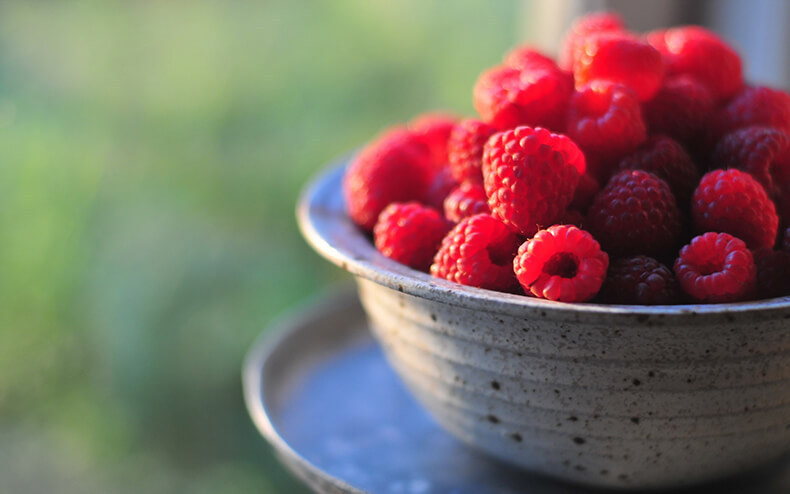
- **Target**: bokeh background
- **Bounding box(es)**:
[3,1,789,492]
[0,1,522,492]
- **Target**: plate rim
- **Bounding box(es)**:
[242,287,367,494]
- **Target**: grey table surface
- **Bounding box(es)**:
[243,288,790,494]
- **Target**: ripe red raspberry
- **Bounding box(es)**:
[691,169,778,250]
[430,213,521,292]
[711,126,790,194]
[443,182,489,223]
[566,81,647,180]
[373,202,451,272]
[570,173,600,212]
[753,248,790,299]
[473,64,572,131]
[559,11,626,70]
[599,255,679,305]
[642,75,714,145]
[447,119,497,183]
[482,126,585,236]
[345,128,431,230]
[646,26,743,101]
[573,32,664,101]
[674,232,756,303]
[504,46,560,72]
[513,225,608,302]
[710,86,790,142]
[409,112,458,169]
[586,170,681,257]
[617,135,700,207]
[423,166,459,210]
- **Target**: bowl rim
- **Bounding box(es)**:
[297,154,790,323]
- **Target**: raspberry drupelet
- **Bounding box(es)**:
[599,255,679,305]
[374,202,451,272]
[482,126,585,237]
[513,224,609,302]
[674,232,756,303]
[691,169,778,250]
[430,213,521,292]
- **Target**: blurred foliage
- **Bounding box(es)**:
[0,1,521,492]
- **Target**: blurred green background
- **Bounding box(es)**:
[0,1,523,492]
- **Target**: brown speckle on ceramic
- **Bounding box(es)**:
[298,160,790,489]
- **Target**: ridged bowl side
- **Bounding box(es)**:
[356,277,790,488]
[298,159,790,489]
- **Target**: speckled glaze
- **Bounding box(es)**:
[297,158,790,490]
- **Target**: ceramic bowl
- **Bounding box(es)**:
[297,157,790,490]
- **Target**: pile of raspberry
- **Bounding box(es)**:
[343,12,790,305]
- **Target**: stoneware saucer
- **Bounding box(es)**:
[243,288,790,493]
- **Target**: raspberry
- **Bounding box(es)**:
[642,75,714,145]
[482,126,585,236]
[617,135,700,207]
[753,248,790,299]
[566,81,647,180]
[443,182,489,223]
[345,127,432,230]
[646,26,743,101]
[513,225,608,302]
[410,112,458,169]
[373,202,451,272]
[423,166,459,210]
[504,46,560,72]
[599,255,679,305]
[586,170,681,257]
[473,64,573,131]
[447,119,497,183]
[711,126,790,194]
[710,86,790,142]
[559,11,626,70]
[430,213,521,292]
[691,169,778,250]
[674,232,756,303]
[570,173,600,212]
[573,32,665,101]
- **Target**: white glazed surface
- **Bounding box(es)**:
[298,159,790,489]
